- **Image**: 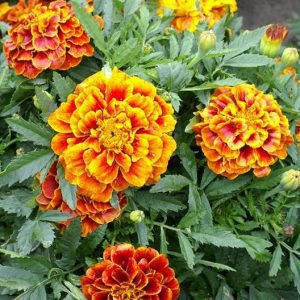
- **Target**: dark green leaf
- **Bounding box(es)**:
[179,144,197,182]
[150,175,190,193]
[38,210,73,222]
[269,244,283,277]
[223,54,275,68]
[177,231,194,269]
[52,72,75,102]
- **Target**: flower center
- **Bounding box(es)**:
[97,114,132,151]
[111,283,145,300]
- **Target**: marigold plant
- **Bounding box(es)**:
[36,163,127,237]
[48,68,176,202]
[193,84,293,179]
[81,243,180,299]
[3,0,94,79]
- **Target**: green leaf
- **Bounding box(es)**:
[169,35,179,59]
[177,231,195,269]
[293,234,300,250]
[223,54,275,68]
[192,227,245,248]
[6,117,54,147]
[290,253,300,293]
[180,31,194,56]
[200,167,216,189]
[134,191,186,212]
[0,248,25,258]
[150,175,190,193]
[71,0,108,56]
[64,281,86,300]
[15,285,47,300]
[52,72,75,102]
[269,244,283,277]
[188,184,201,212]
[0,265,40,291]
[124,0,141,17]
[199,260,236,272]
[56,218,81,270]
[178,211,200,229]
[224,27,266,60]
[17,220,37,255]
[215,281,234,300]
[34,87,57,115]
[38,210,73,222]
[205,175,251,197]
[113,38,140,67]
[183,77,245,91]
[135,221,149,246]
[0,189,36,217]
[81,225,107,256]
[57,163,77,210]
[0,149,54,187]
[170,92,181,112]
[157,62,193,92]
[179,143,197,182]
[160,227,168,254]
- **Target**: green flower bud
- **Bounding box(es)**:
[281,48,299,66]
[16,148,25,156]
[129,210,145,223]
[280,169,300,191]
[199,30,217,53]
[143,43,153,55]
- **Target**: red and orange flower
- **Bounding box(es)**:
[3,0,94,79]
[158,0,204,32]
[36,163,127,237]
[81,243,180,299]
[193,84,293,179]
[200,0,237,28]
[48,68,176,202]
[296,121,300,147]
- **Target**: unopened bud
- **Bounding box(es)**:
[161,91,171,102]
[143,43,153,55]
[280,169,300,191]
[16,148,25,156]
[130,210,145,223]
[281,48,299,66]
[12,113,21,119]
[260,24,288,58]
[199,30,217,52]
[284,225,294,236]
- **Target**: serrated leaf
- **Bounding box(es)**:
[157,62,193,92]
[179,143,197,182]
[135,221,148,246]
[178,211,200,229]
[215,281,234,300]
[17,220,36,255]
[9,256,51,275]
[223,54,275,68]
[64,281,86,300]
[56,218,81,270]
[81,225,107,256]
[200,167,216,189]
[15,285,47,300]
[160,227,168,254]
[205,175,251,197]
[0,149,54,187]
[34,87,57,118]
[180,31,194,56]
[71,0,108,56]
[170,92,181,112]
[199,260,236,272]
[269,244,283,277]
[135,191,186,212]
[192,227,245,248]
[57,163,77,210]
[150,175,190,193]
[6,117,53,147]
[52,72,75,102]
[290,253,300,293]
[0,265,40,291]
[34,222,55,248]
[0,248,24,258]
[38,210,73,222]
[169,35,179,59]
[0,189,37,217]
[113,38,140,67]
[177,231,194,269]
[124,0,141,17]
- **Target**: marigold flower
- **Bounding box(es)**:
[81,244,180,299]
[3,0,94,79]
[48,68,176,202]
[36,163,127,237]
[0,3,10,21]
[296,121,300,147]
[260,24,288,58]
[158,0,204,32]
[193,84,293,179]
[200,0,237,28]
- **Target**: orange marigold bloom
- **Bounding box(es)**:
[193,84,293,179]
[158,0,204,32]
[48,68,176,202]
[264,24,288,44]
[200,0,237,28]
[81,244,180,299]
[3,0,94,79]
[0,3,10,21]
[36,163,127,237]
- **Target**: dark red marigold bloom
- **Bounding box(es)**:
[81,244,180,300]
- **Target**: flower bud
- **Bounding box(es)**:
[16,148,25,156]
[281,48,299,66]
[199,30,217,52]
[130,210,145,223]
[143,43,153,55]
[284,225,294,237]
[280,169,300,191]
[260,24,288,58]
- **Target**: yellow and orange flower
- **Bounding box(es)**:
[282,67,300,84]
[81,244,180,299]
[158,0,204,32]
[36,163,127,237]
[193,84,293,179]
[296,121,300,147]
[0,3,10,21]
[200,0,237,28]
[3,0,94,79]
[48,68,176,202]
